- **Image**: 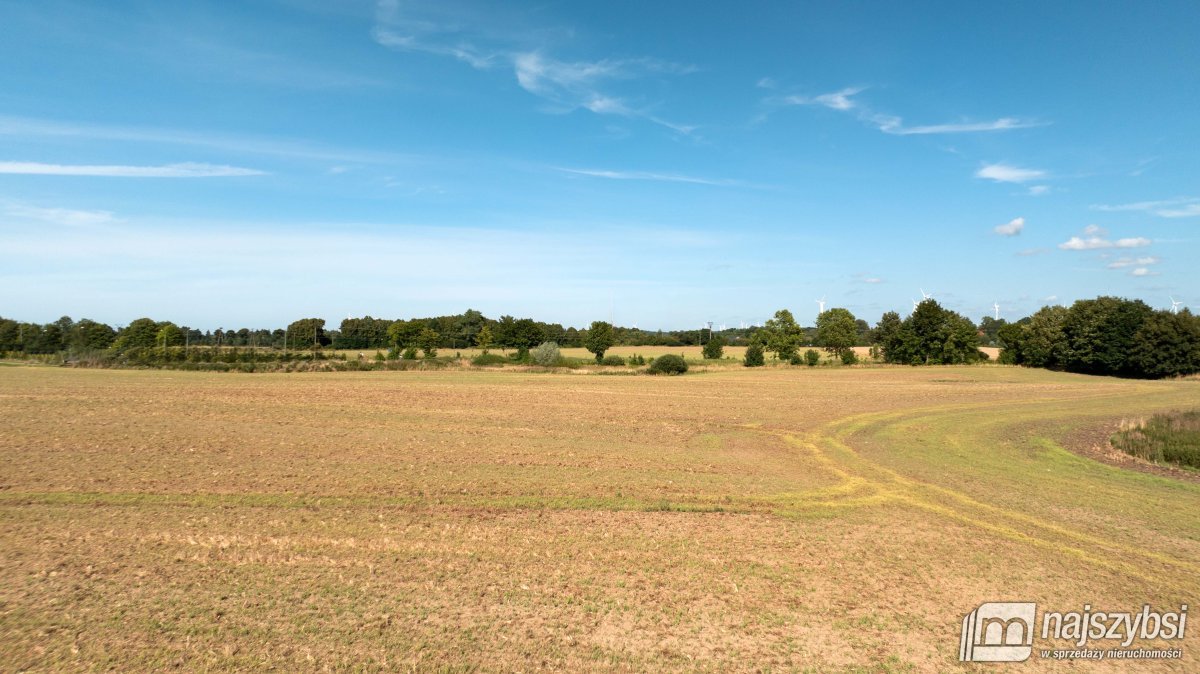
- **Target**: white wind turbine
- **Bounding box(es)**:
[911,298,919,312]
[920,288,933,300]
[815,296,826,314]
[1170,297,1183,314]
[993,301,1001,320]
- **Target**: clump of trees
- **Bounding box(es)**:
[999,297,1199,379]
[875,300,984,365]
[815,308,858,360]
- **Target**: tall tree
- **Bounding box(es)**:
[816,308,858,359]
[584,321,616,362]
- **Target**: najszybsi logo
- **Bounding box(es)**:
[960,602,1037,662]
[959,602,1188,663]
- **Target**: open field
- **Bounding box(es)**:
[1,365,1197,672]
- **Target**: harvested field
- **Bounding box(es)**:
[1,365,1197,672]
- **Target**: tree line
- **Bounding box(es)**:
[2,296,1196,378]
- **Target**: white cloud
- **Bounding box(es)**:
[0,114,410,165]
[3,203,117,227]
[756,77,777,89]
[774,88,1039,136]
[0,161,265,177]
[556,167,742,187]
[862,277,883,284]
[371,2,695,134]
[976,163,1047,183]
[1131,268,1158,277]
[994,217,1025,236]
[1058,235,1151,251]
[1083,224,1105,235]
[1107,256,1160,269]
[877,117,1038,136]
[1091,197,1200,218]
[1027,185,1050,196]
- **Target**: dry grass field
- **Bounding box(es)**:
[1,364,1197,672]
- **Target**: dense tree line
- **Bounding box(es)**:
[997,297,1199,379]
[3,296,1196,379]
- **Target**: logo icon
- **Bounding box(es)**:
[960,602,1037,662]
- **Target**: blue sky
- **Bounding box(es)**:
[1,0,1197,330]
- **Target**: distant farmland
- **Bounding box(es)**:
[1,365,1196,672]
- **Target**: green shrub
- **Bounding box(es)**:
[744,343,765,367]
[702,336,725,360]
[647,353,688,375]
[532,341,560,367]
[805,349,820,366]
[402,346,418,360]
[840,350,858,365]
[628,354,646,366]
[601,354,626,366]
[471,353,508,367]
[1111,411,1200,468]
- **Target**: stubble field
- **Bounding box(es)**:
[1,364,1197,672]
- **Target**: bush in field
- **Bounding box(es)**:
[804,349,820,366]
[601,354,626,366]
[702,335,725,360]
[402,346,419,360]
[472,353,507,366]
[532,341,560,366]
[628,354,646,366]
[648,354,688,375]
[744,343,765,367]
[840,349,858,365]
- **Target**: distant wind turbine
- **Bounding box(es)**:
[920,288,933,300]
[1170,297,1183,315]
[815,296,826,314]
[911,299,919,311]
[993,301,1001,320]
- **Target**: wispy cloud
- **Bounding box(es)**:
[1107,256,1160,269]
[556,167,742,187]
[0,115,413,165]
[1091,197,1200,218]
[371,1,695,133]
[875,117,1039,136]
[1130,267,1158,277]
[2,202,117,227]
[0,161,265,177]
[976,163,1047,183]
[772,86,1040,135]
[994,216,1025,236]
[781,86,865,111]
[1027,185,1051,196]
